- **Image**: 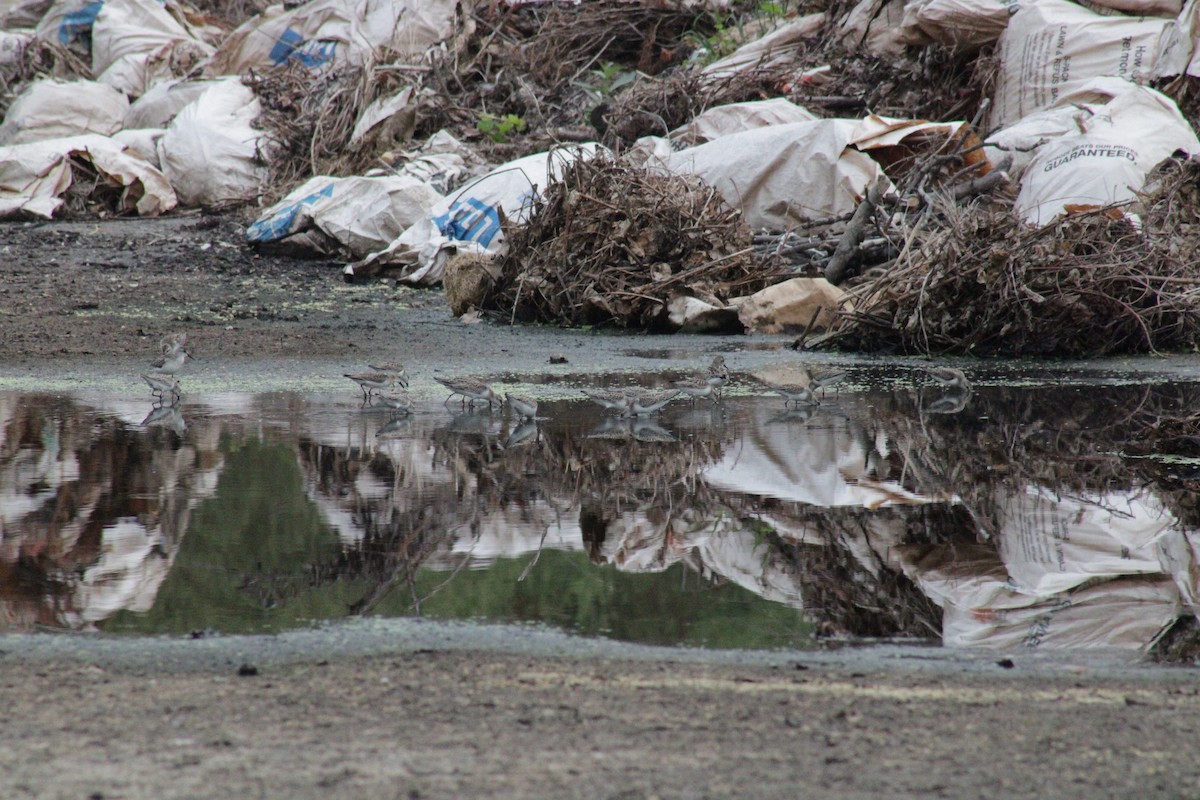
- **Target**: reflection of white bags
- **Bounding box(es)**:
[990,0,1176,129]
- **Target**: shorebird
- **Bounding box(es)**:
[505,392,538,420]
[706,355,729,396]
[436,376,499,408]
[809,368,847,395]
[160,331,188,357]
[922,366,971,391]
[583,388,635,413]
[627,389,679,416]
[375,388,414,414]
[672,376,720,404]
[142,373,181,403]
[150,348,193,376]
[763,382,819,408]
[345,371,400,402]
[368,361,409,389]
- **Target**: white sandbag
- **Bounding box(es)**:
[0,78,128,145]
[990,0,1176,129]
[1,0,50,28]
[112,128,164,168]
[668,98,817,146]
[371,130,479,196]
[0,133,176,218]
[993,486,1178,595]
[839,0,909,56]
[701,13,825,77]
[157,78,267,206]
[1009,81,1199,224]
[35,0,102,56]
[206,0,468,76]
[91,0,215,97]
[664,120,891,231]
[124,78,215,129]
[246,174,444,258]
[350,143,605,285]
[900,0,1183,54]
[0,29,33,85]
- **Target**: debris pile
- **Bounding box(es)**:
[827,158,1200,356]
[490,155,759,329]
[6,0,1200,353]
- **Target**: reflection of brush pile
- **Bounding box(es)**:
[487,156,761,328]
[417,1,711,159]
[827,159,1200,356]
[763,513,943,640]
[247,64,415,203]
[878,383,1200,534]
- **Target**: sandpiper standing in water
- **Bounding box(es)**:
[436,376,500,409]
[505,392,538,420]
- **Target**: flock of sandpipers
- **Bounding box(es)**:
[140,333,972,417]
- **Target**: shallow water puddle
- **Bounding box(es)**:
[1,372,1198,653]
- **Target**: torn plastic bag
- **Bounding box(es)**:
[246,174,444,258]
[349,143,605,284]
[0,78,128,146]
[91,0,215,97]
[157,78,267,206]
[206,0,469,75]
[700,13,824,77]
[0,133,176,218]
[668,98,817,146]
[663,119,891,230]
[0,30,34,85]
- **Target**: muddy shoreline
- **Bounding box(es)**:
[3,215,1200,799]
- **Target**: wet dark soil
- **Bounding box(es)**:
[3,213,1200,799]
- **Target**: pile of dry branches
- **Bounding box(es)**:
[246,62,419,202]
[824,158,1200,356]
[487,154,762,329]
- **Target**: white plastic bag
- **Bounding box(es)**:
[91,0,215,97]
[0,78,128,146]
[247,174,444,258]
[668,98,817,145]
[990,0,1176,129]
[664,119,890,230]
[0,133,176,218]
[1008,80,1199,224]
[351,143,605,284]
[206,0,467,75]
[157,78,267,206]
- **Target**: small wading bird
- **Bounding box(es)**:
[627,389,679,416]
[344,370,402,403]
[374,388,414,414]
[672,376,720,404]
[706,355,729,395]
[436,376,500,409]
[809,368,847,396]
[367,361,409,389]
[922,366,971,392]
[763,382,819,408]
[142,373,181,404]
[582,388,635,413]
[505,392,538,420]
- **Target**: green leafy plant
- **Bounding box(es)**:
[476,112,527,143]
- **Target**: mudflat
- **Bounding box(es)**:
[2,215,1199,799]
